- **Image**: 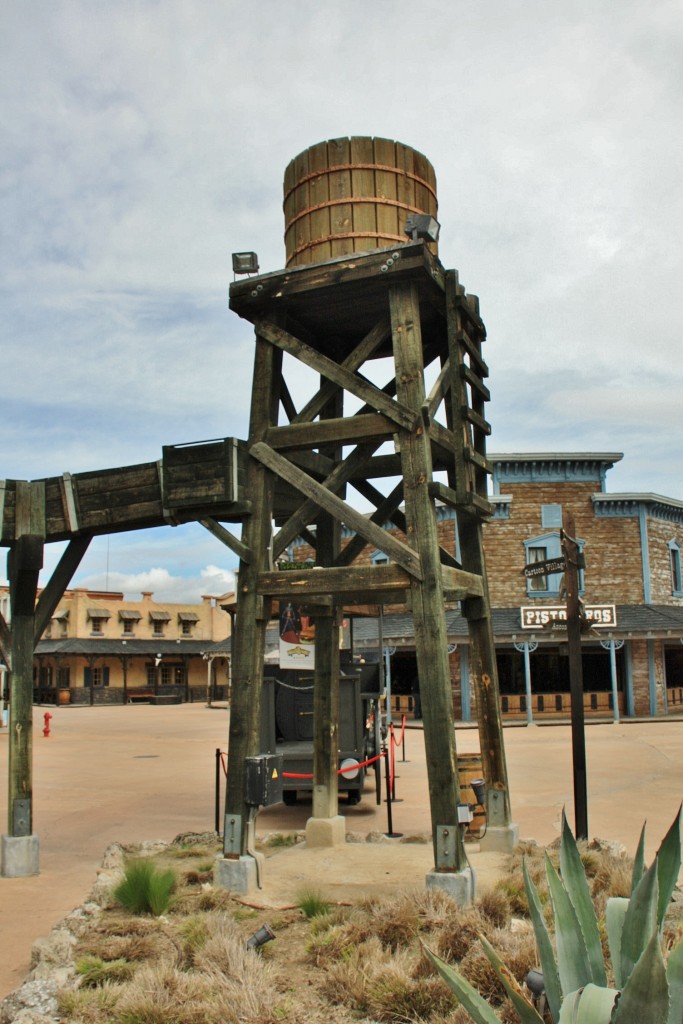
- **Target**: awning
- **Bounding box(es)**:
[178,612,200,622]
[52,609,69,620]
[149,610,172,622]
[87,608,111,619]
[118,610,142,621]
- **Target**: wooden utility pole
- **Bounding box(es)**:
[562,510,588,840]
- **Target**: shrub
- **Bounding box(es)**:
[113,859,176,916]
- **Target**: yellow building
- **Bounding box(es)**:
[4,587,234,705]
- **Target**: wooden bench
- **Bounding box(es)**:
[127,689,155,704]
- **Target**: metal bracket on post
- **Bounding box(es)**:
[486,787,507,827]
[12,798,31,837]
[435,824,459,871]
[223,814,242,857]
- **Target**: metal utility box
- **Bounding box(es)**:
[259,662,383,806]
[244,753,284,807]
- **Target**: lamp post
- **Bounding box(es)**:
[513,637,538,725]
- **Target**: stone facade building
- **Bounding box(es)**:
[293,452,683,720]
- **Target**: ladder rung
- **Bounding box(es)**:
[459,364,491,401]
[462,406,491,435]
[456,330,489,377]
[464,448,492,472]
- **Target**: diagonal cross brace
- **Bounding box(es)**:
[250,441,423,580]
[256,319,418,432]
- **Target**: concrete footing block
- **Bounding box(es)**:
[479,823,520,853]
[425,866,475,905]
[304,815,346,848]
[1,834,40,877]
[213,853,264,895]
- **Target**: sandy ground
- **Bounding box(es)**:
[0,704,682,998]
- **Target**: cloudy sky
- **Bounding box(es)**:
[2,0,682,601]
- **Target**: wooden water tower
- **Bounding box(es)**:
[219,137,516,899]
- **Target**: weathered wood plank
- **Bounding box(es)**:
[200,517,252,564]
[293,318,390,425]
[34,534,92,642]
[273,442,381,558]
[257,562,412,597]
[390,281,466,870]
[256,320,418,431]
[425,358,451,419]
[251,441,423,579]
[266,414,396,452]
[440,565,484,600]
[336,478,406,567]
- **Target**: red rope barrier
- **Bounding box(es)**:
[282,752,384,779]
[391,714,406,748]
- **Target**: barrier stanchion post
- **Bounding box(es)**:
[383,748,402,838]
[215,748,221,835]
[389,723,403,803]
[401,713,408,762]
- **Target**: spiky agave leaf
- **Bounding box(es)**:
[654,804,682,931]
[479,935,545,1024]
[612,929,669,1023]
[559,810,607,986]
[421,943,501,1024]
[619,858,659,987]
[557,984,618,1022]
[630,823,646,896]
[523,858,563,1023]
[605,897,630,990]
[545,853,593,998]
[666,934,683,1024]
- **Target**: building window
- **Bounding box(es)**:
[371,550,390,565]
[527,546,548,593]
[541,504,563,528]
[57,667,70,688]
[122,619,134,635]
[153,620,165,637]
[178,612,199,636]
[524,532,584,597]
[84,666,109,687]
[88,608,111,636]
[147,665,156,687]
[670,540,682,595]
[90,618,105,636]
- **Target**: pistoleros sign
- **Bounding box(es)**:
[520,605,617,630]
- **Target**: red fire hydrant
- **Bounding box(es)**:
[43,712,52,737]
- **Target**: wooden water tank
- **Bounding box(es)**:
[283,136,438,267]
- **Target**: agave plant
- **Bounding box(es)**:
[424,806,683,1023]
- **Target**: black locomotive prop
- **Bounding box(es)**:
[259,659,383,806]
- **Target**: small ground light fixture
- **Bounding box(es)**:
[471,778,486,807]
[403,214,440,243]
[246,923,275,950]
[232,251,259,276]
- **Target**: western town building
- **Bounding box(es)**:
[289,451,683,721]
[0,587,233,706]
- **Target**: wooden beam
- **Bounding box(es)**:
[425,357,451,420]
[258,562,412,598]
[256,319,418,431]
[0,611,11,671]
[267,413,395,452]
[34,534,92,643]
[441,565,484,600]
[200,517,252,564]
[250,441,423,579]
[279,377,298,422]
[273,442,381,558]
[293,317,390,424]
[336,479,405,567]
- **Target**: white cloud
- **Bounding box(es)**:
[1,0,683,587]
[61,565,235,605]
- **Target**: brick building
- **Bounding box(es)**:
[294,452,683,720]
[0,587,234,706]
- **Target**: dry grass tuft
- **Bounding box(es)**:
[477,887,512,929]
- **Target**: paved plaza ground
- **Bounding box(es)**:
[0,703,682,998]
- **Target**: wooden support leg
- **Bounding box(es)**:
[222,334,280,869]
[390,283,470,890]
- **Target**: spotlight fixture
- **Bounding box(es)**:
[403,214,440,243]
[246,923,276,950]
[470,778,486,807]
[232,251,260,275]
